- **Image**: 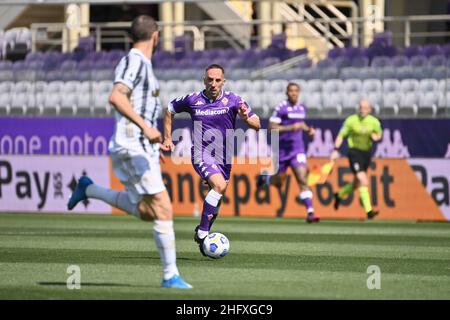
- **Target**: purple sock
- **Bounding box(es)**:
[299,191,314,213]
[302,198,314,213]
[199,201,217,231]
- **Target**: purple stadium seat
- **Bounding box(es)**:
[215,58,229,68]
[327,47,343,59]
[77,60,92,71]
[45,70,63,82]
[72,50,86,62]
[319,67,339,80]
[61,60,77,70]
[0,60,13,69]
[432,66,447,80]
[87,51,104,62]
[228,58,243,69]
[428,54,447,67]
[242,49,257,60]
[403,45,423,58]
[384,45,398,57]
[366,44,397,61]
[158,60,175,69]
[442,44,450,58]
[395,67,416,80]
[243,57,258,68]
[260,57,280,68]
[371,56,393,68]
[41,51,62,70]
[350,56,369,68]
[316,58,334,69]
[392,55,410,67]
[334,56,351,68]
[91,59,111,70]
[60,52,75,62]
[223,48,239,59]
[105,50,123,66]
[344,47,364,59]
[12,60,26,70]
[25,51,43,62]
[153,50,173,61]
[422,44,443,58]
[298,58,312,69]
[27,60,44,70]
[410,55,428,67]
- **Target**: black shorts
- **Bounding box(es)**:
[347,148,372,174]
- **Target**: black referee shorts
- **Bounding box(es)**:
[347,148,372,174]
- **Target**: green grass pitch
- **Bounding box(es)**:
[0,213,449,300]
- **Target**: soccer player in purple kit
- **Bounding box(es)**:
[162,64,261,256]
[256,83,320,223]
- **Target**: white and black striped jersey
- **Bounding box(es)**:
[108,48,162,156]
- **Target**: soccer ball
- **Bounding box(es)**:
[202,232,230,259]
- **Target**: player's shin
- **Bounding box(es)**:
[86,184,140,218]
[359,186,373,213]
[153,220,180,280]
[299,190,314,213]
[198,189,223,238]
[208,199,222,231]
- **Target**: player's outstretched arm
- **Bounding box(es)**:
[109,83,161,143]
[269,121,302,132]
[371,121,382,142]
[161,109,175,151]
[371,132,382,142]
[330,135,344,162]
[245,114,261,131]
[238,100,260,131]
[299,122,315,136]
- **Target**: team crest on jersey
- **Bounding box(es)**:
[151,89,160,97]
[221,97,229,106]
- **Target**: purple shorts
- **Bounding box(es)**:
[276,153,307,174]
[193,161,231,182]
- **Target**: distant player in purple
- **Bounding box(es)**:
[257,83,319,223]
[162,64,261,255]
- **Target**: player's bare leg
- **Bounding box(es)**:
[68,180,192,288]
[139,191,191,287]
[333,171,377,219]
[194,173,227,254]
[269,173,286,188]
[292,166,319,223]
[355,171,378,219]
[257,171,286,189]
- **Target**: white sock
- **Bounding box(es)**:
[197,229,209,239]
[153,220,180,280]
[205,189,223,206]
[299,190,314,214]
[86,184,140,218]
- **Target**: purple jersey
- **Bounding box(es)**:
[269,100,307,162]
[169,90,255,180]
